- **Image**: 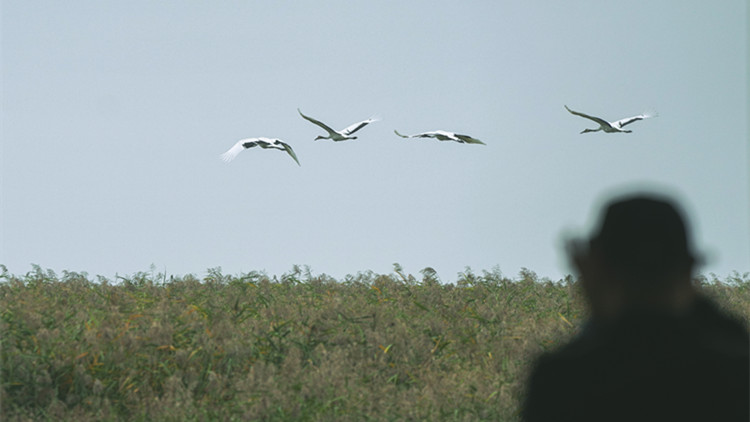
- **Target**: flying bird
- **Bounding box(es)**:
[220,137,300,166]
[565,105,657,134]
[298,108,378,141]
[393,130,485,145]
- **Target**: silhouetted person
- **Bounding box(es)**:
[523,193,749,422]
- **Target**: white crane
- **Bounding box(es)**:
[298,108,378,141]
[565,105,656,134]
[393,129,485,145]
[220,137,300,166]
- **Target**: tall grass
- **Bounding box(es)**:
[1,264,748,421]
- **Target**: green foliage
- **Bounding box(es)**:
[1,266,747,421]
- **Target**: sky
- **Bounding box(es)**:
[2,1,748,282]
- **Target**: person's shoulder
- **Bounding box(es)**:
[689,296,749,357]
[529,324,607,373]
[692,296,747,330]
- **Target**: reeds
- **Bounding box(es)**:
[1,264,747,421]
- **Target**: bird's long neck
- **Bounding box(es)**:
[581,128,600,134]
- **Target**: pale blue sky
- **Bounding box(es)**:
[2,1,748,281]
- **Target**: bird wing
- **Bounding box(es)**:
[396,130,455,141]
[615,112,656,128]
[254,138,274,148]
[428,131,458,141]
[298,109,338,136]
[454,134,486,145]
[564,105,612,128]
[341,116,379,136]
[395,130,443,139]
[276,140,301,166]
[220,138,257,162]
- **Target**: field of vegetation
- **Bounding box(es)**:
[2,264,748,421]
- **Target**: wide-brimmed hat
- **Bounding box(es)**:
[585,194,699,278]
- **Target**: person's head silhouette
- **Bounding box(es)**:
[568,194,701,319]
[524,191,748,422]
